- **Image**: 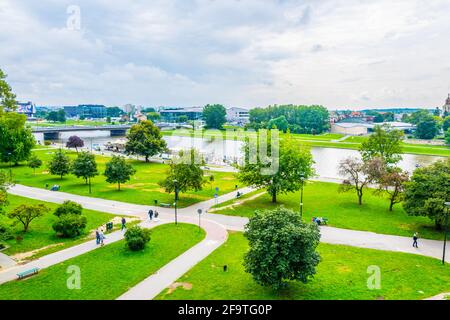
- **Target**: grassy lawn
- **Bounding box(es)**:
[1,194,118,259]
[212,181,445,240]
[0,223,205,300]
[26,119,111,128]
[157,232,450,300]
[2,149,239,208]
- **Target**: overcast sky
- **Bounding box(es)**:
[1,0,450,109]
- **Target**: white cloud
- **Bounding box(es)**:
[1,0,450,109]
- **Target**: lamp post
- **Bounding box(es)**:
[173,179,179,225]
[299,174,305,221]
[197,209,202,231]
[442,202,450,265]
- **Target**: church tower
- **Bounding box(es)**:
[443,94,450,114]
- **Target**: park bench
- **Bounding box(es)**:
[17,267,39,280]
[160,203,171,208]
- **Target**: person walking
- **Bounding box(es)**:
[95,229,100,245]
[154,210,159,222]
[148,209,154,221]
[121,217,126,231]
[99,229,106,246]
[413,232,419,248]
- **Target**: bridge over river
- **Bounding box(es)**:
[31,123,184,140]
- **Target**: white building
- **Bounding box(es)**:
[226,107,250,125]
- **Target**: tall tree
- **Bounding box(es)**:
[48,149,71,179]
[125,120,167,162]
[415,117,439,139]
[27,154,42,174]
[8,204,48,232]
[338,157,384,205]
[244,207,321,290]
[403,159,450,230]
[104,156,136,191]
[375,167,409,211]
[159,149,205,195]
[0,69,17,112]
[72,152,98,193]
[202,104,227,129]
[360,125,403,165]
[0,170,12,212]
[66,136,84,153]
[238,135,315,203]
[0,112,35,165]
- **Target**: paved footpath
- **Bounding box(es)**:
[8,184,449,264]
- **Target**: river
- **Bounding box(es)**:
[34,131,446,180]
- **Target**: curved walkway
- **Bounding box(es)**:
[7,184,449,264]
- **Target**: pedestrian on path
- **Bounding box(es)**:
[121,217,127,231]
[148,209,154,221]
[95,229,100,245]
[154,210,159,222]
[413,232,419,248]
[99,229,106,246]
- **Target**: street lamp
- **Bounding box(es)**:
[299,174,305,221]
[197,209,203,231]
[173,179,179,225]
[442,202,450,265]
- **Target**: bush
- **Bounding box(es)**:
[124,226,151,251]
[0,217,13,242]
[52,201,87,238]
[52,214,87,238]
[44,141,52,146]
[54,201,82,217]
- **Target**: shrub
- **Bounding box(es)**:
[52,214,87,238]
[54,201,82,217]
[124,226,151,251]
[52,201,87,238]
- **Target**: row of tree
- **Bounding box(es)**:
[246,105,330,134]
[46,150,136,192]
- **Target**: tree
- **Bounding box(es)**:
[443,116,450,133]
[8,204,48,232]
[57,109,66,123]
[124,226,151,251]
[238,135,315,203]
[52,201,87,238]
[404,109,432,125]
[159,149,205,195]
[338,157,384,205]
[72,152,98,193]
[360,125,403,165]
[0,68,17,112]
[244,207,321,290]
[27,154,42,174]
[375,167,409,211]
[176,115,189,123]
[104,156,136,191]
[415,117,439,139]
[445,129,450,146]
[267,116,289,132]
[202,104,227,129]
[0,170,12,212]
[48,149,71,179]
[125,120,167,162]
[403,159,450,230]
[0,112,35,165]
[147,112,161,122]
[66,136,84,153]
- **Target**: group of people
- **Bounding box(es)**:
[95,228,106,246]
[148,209,159,221]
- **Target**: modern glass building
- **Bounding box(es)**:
[63,105,107,119]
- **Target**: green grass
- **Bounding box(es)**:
[212,181,445,240]
[2,194,117,258]
[26,119,112,128]
[157,232,450,300]
[0,223,205,300]
[2,149,239,208]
